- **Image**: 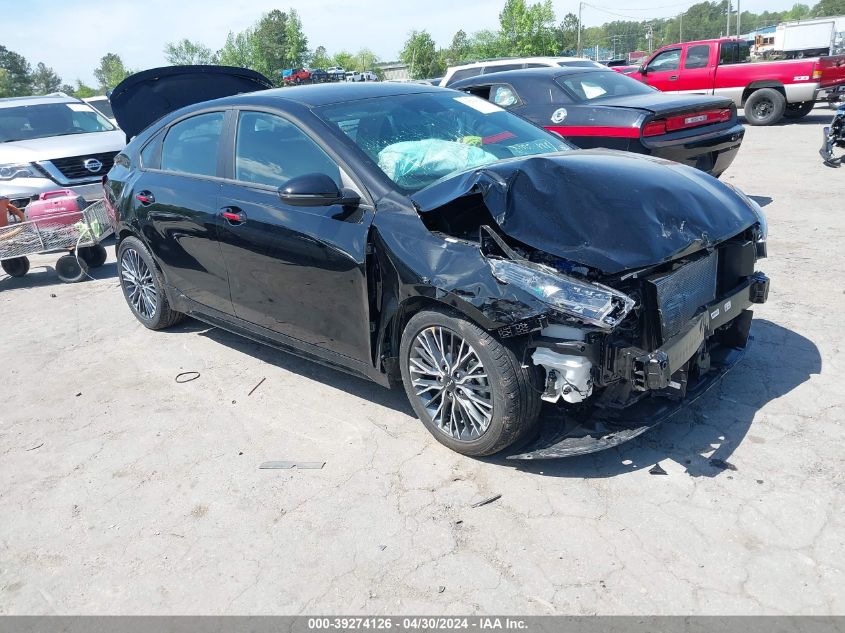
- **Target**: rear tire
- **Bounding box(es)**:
[783,102,815,119]
[399,309,541,457]
[744,88,786,126]
[117,236,185,330]
[56,254,88,283]
[1,256,30,277]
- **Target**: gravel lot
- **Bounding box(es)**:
[1,107,843,615]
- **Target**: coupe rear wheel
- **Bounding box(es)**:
[744,88,786,126]
[117,236,185,330]
[400,309,541,456]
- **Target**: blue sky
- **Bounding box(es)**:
[4,0,800,86]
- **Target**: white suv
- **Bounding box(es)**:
[440,56,602,87]
[0,94,125,207]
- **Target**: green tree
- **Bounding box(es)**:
[310,45,331,69]
[72,80,97,98]
[331,50,356,70]
[556,12,580,55]
[466,29,508,60]
[448,30,469,64]
[0,45,33,96]
[499,0,556,56]
[94,53,132,92]
[31,62,62,94]
[218,30,257,69]
[811,0,845,15]
[400,30,444,79]
[164,39,214,65]
[285,9,309,68]
[351,48,380,72]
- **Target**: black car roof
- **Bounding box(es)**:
[215,81,444,108]
[450,65,613,88]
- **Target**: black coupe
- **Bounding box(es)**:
[451,66,745,177]
[105,66,769,459]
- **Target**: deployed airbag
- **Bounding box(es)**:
[378,139,498,190]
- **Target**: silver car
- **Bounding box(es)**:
[0,94,125,207]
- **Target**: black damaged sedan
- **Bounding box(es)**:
[105,66,769,459]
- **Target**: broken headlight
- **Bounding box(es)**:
[489,259,635,329]
[725,183,767,256]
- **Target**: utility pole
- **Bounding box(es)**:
[736,0,741,37]
[680,12,683,42]
[577,1,583,57]
[646,24,654,54]
[726,0,731,39]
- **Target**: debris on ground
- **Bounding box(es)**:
[710,458,738,471]
[649,463,668,475]
[248,377,266,397]
[259,461,325,470]
[471,493,502,508]
[25,442,44,451]
[175,371,200,383]
[438,586,446,593]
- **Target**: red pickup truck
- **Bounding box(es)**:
[632,38,845,125]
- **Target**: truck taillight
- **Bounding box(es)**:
[643,120,666,136]
[813,69,823,79]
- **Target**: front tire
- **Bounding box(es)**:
[744,88,786,126]
[399,309,541,457]
[117,236,185,330]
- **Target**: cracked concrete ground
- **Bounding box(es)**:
[1,109,843,615]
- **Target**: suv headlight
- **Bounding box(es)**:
[490,259,635,329]
[0,163,36,181]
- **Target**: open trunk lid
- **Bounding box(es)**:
[110,65,273,140]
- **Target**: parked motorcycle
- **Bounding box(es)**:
[820,103,845,167]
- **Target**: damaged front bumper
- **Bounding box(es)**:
[508,273,770,460]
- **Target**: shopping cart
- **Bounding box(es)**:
[0,199,113,283]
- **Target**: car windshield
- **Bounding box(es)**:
[0,102,115,142]
[555,71,656,101]
[316,91,570,192]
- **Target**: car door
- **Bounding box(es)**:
[134,110,234,315]
[674,44,716,94]
[216,109,375,363]
[641,48,683,92]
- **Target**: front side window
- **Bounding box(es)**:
[235,111,341,188]
[317,92,570,193]
[647,49,681,72]
[160,112,224,177]
[0,102,115,143]
[684,45,711,69]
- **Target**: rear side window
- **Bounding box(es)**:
[719,41,751,65]
[234,111,341,188]
[445,68,483,86]
[684,45,710,69]
[161,112,224,177]
[483,64,521,74]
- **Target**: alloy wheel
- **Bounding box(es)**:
[409,326,493,441]
[120,248,157,319]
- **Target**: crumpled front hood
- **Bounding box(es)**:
[412,150,759,274]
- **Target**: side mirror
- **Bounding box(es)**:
[278,173,360,207]
[639,66,648,75]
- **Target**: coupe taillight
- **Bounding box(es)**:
[643,108,732,137]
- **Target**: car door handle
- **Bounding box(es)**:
[220,207,246,225]
[136,190,155,205]
[669,75,679,80]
